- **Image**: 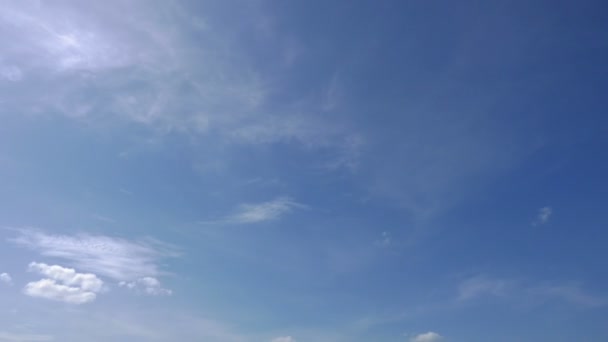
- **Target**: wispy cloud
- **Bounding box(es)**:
[533,206,552,225]
[375,231,391,247]
[458,276,510,301]
[9,228,178,281]
[271,337,297,342]
[25,262,103,304]
[458,275,607,308]
[229,197,303,223]
[91,214,115,223]
[0,332,53,342]
[199,197,304,225]
[410,332,443,342]
[0,1,361,167]
[530,284,608,308]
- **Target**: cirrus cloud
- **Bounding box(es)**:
[9,228,178,282]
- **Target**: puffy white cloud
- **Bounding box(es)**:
[24,278,97,304]
[229,197,302,224]
[119,277,172,296]
[24,262,103,304]
[0,272,12,284]
[10,229,177,281]
[28,262,103,292]
[410,332,443,342]
[272,337,296,342]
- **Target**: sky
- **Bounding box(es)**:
[0,0,607,341]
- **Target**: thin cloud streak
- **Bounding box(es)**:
[199,197,305,225]
[9,228,178,281]
[0,332,54,342]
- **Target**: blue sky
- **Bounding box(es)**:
[1,0,607,341]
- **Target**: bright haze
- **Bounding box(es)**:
[0,1,607,341]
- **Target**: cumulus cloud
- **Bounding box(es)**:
[24,279,97,304]
[410,332,443,342]
[24,262,103,304]
[0,272,12,284]
[119,277,172,296]
[228,197,303,224]
[28,262,103,292]
[10,228,177,281]
[272,337,296,342]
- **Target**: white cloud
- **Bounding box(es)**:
[272,337,296,342]
[24,278,97,304]
[10,228,177,281]
[0,332,53,342]
[24,262,103,304]
[534,206,552,225]
[28,262,103,292]
[410,332,443,342]
[119,277,172,296]
[228,197,303,224]
[0,272,12,284]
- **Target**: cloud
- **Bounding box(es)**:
[0,332,53,342]
[532,284,608,308]
[0,0,360,167]
[272,337,296,342]
[24,262,103,304]
[227,197,303,224]
[458,276,607,308]
[28,262,103,292]
[119,277,172,296]
[375,231,391,247]
[10,228,177,281]
[24,279,97,304]
[534,206,552,225]
[458,276,509,301]
[0,272,12,285]
[410,332,443,342]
